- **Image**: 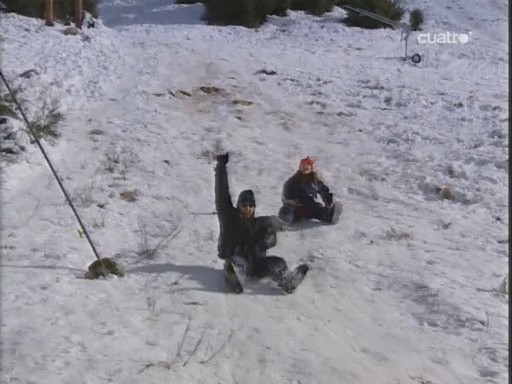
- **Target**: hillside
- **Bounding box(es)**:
[0,2,508,383]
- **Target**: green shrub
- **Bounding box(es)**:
[203,0,338,27]
[31,102,63,140]
[263,0,291,17]
[203,0,250,27]
[338,0,405,29]
[409,8,424,31]
[203,0,288,28]
[2,0,99,20]
[290,0,336,16]
[2,0,44,18]
[0,103,18,119]
[0,85,20,119]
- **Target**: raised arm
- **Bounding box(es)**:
[215,153,234,214]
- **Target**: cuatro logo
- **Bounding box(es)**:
[417,31,472,44]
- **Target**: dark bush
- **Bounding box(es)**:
[290,0,336,16]
[409,8,424,31]
[203,0,289,28]
[2,0,99,20]
[337,0,405,29]
[2,0,44,18]
[265,0,291,17]
[203,0,258,27]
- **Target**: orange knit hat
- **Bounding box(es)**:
[299,157,315,169]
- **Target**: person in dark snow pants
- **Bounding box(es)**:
[278,156,338,224]
[215,153,308,293]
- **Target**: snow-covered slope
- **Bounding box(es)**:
[0,2,508,383]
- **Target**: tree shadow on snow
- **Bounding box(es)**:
[126,263,283,296]
[0,263,85,274]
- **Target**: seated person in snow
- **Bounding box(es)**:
[278,156,339,224]
[215,152,309,293]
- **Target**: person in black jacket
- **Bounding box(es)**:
[278,156,339,224]
[215,152,308,293]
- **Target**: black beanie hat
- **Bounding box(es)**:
[237,190,256,207]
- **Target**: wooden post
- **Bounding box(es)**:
[45,0,54,26]
[74,0,83,29]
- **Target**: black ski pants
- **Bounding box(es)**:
[229,255,288,283]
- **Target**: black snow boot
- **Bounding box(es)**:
[328,202,343,224]
[278,264,310,294]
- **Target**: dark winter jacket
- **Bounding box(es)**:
[215,161,277,263]
[282,171,333,207]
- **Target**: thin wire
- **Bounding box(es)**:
[0,69,101,261]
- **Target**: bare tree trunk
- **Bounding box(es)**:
[45,0,54,26]
[75,0,83,29]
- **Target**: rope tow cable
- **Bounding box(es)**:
[0,69,124,279]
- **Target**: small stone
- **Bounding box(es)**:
[63,26,80,36]
[232,99,253,106]
[120,190,137,202]
[440,187,454,200]
[85,258,125,279]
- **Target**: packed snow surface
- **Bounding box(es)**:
[0,0,508,383]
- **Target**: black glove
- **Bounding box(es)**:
[216,152,229,164]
